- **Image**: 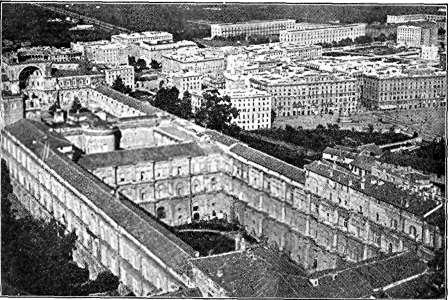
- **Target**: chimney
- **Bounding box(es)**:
[361,177,366,190]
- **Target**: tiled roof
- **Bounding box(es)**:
[305,160,439,217]
[309,251,427,298]
[3,120,196,275]
[190,245,315,298]
[204,130,240,147]
[323,146,357,159]
[230,144,306,184]
[156,126,196,142]
[78,142,207,169]
[94,85,162,116]
[350,155,377,171]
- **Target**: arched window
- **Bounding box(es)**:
[388,243,393,253]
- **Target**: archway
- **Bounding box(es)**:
[18,66,42,90]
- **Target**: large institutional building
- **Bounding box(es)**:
[111,31,173,45]
[396,23,438,48]
[191,88,272,131]
[387,14,446,24]
[249,69,362,116]
[161,50,225,74]
[362,67,446,110]
[279,23,367,45]
[1,78,443,296]
[210,19,296,38]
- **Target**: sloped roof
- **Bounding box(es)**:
[305,160,439,217]
[230,144,306,184]
[94,85,162,116]
[78,142,207,169]
[3,120,196,275]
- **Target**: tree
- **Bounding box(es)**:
[136,58,147,71]
[374,33,387,42]
[152,86,180,115]
[438,27,446,36]
[194,90,239,133]
[69,97,82,114]
[179,91,193,120]
[111,76,131,94]
[128,56,136,66]
[150,59,161,70]
[354,35,372,45]
[271,109,276,125]
[48,99,61,116]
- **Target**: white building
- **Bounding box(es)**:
[71,40,129,66]
[164,70,202,97]
[397,24,438,48]
[210,19,296,38]
[102,65,135,89]
[387,14,446,24]
[279,23,367,45]
[136,40,198,66]
[111,31,173,45]
[191,89,272,130]
[421,45,440,60]
[249,69,361,117]
[162,49,225,74]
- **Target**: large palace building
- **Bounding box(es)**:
[210,19,296,38]
[1,77,443,296]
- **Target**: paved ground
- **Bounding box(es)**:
[274,108,445,141]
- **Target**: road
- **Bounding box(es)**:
[31,3,132,34]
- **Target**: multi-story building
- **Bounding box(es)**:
[111,31,173,45]
[210,19,296,38]
[136,40,198,65]
[1,77,443,297]
[249,70,361,117]
[387,14,446,24]
[100,65,135,90]
[397,23,438,47]
[164,70,202,97]
[162,50,225,74]
[17,46,82,63]
[191,89,271,130]
[279,23,367,45]
[362,67,446,110]
[71,40,129,66]
[0,93,23,129]
[421,45,440,60]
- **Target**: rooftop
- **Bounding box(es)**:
[305,160,440,217]
[78,142,208,169]
[3,120,197,274]
[94,85,162,116]
[230,143,306,184]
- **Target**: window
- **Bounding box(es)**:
[409,225,417,238]
[156,207,166,219]
[376,213,380,222]
[343,218,348,228]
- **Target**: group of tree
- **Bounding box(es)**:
[379,138,445,176]
[111,76,132,94]
[128,56,148,72]
[151,84,193,120]
[317,35,375,48]
[151,87,240,135]
[247,124,409,153]
[1,159,119,296]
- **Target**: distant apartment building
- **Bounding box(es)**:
[249,70,361,117]
[210,19,296,38]
[387,14,446,24]
[279,23,367,45]
[397,23,438,47]
[101,65,135,89]
[71,40,129,66]
[17,46,82,63]
[162,50,225,74]
[421,45,440,60]
[137,40,198,65]
[191,88,271,130]
[111,31,173,45]
[362,68,446,110]
[164,70,202,97]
